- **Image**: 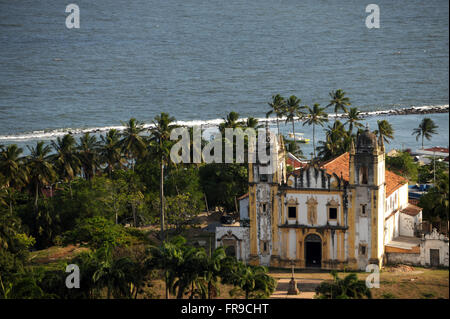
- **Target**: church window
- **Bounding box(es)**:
[360,166,368,184]
[326,198,339,221]
[260,174,268,182]
[262,203,267,213]
[288,206,297,219]
[260,240,269,255]
[359,244,368,256]
[329,207,338,220]
[361,204,367,216]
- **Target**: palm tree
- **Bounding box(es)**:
[202,247,226,299]
[374,120,394,144]
[344,107,363,134]
[412,118,438,149]
[92,245,135,299]
[219,111,242,134]
[317,120,349,161]
[148,237,184,299]
[77,133,100,181]
[241,117,263,130]
[284,95,304,145]
[174,246,208,299]
[0,144,28,213]
[266,94,286,135]
[303,103,328,158]
[119,118,147,170]
[315,271,372,299]
[26,141,57,211]
[51,134,81,198]
[233,263,276,299]
[149,113,177,243]
[327,89,351,122]
[99,129,125,177]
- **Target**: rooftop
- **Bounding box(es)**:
[320,152,407,196]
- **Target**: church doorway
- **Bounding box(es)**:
[305,234,322,268]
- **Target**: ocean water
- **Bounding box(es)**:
[0,0,448,149]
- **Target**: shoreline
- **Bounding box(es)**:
[0,105,448,142]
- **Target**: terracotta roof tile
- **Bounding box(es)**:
[237,193,249,200]
[401,204,422,217]
[385,170,407,196]
[321,152,350,181]
[320,152,407,196]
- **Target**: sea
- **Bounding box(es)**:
[0,0,448,155]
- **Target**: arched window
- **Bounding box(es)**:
[360,166,368,184]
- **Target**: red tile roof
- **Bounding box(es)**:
[320,152,407,196]
[321,153,350,181]
[424,147,449,154]
[286,153,307,170]
[401,204,422,217]
[237,193,249,200]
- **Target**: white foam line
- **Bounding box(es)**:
[0,104,447,142]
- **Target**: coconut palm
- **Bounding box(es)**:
[317,120,349,161]
[0,144,28,213]
[149,113,177,243]
[284,95,304,145]
[327,89,351,122]
[0,144,28,189]
[242,117,263,130]
[412,118,438,149]
[77,133,100,181]
[119,118,147,170]
[26,141,57,211]
[266,94,286,135]
[219,111,242,134]
[303,103,328,158]
[344,107,363,134]
[374,120,394,144]
[51,134,81,198]
[99,129,125,177]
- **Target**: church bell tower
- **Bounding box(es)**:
[349,125,385,270]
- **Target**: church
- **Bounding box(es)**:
[215,126,424,270]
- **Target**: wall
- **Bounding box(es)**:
[215,226,250,262]
[283,192,343,226]
[386,252,421,265]
[239,197,249,220]
[400,213,415,237]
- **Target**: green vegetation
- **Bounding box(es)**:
[315,271,372,299]
[2,89,444,299]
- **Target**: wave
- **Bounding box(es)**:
[0,104,448,142]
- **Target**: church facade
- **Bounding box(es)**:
[216,127,422,270]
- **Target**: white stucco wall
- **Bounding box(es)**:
[239,197,249,220]
[215,226,250,262]
[283,193,343,226]
[400,213,415,237]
